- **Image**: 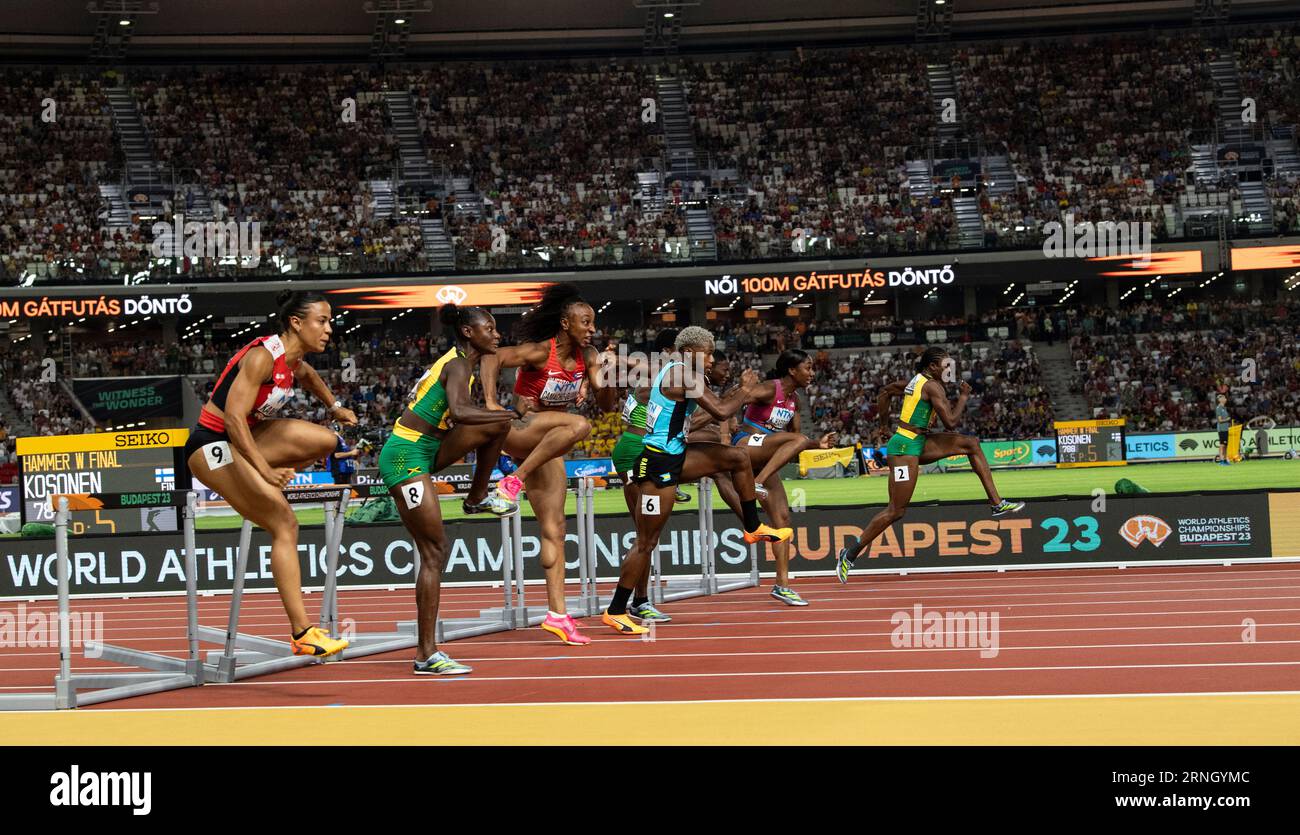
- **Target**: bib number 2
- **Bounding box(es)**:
[892,465,911,482]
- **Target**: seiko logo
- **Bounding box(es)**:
[113,432,171,449]
[435,285,467,305]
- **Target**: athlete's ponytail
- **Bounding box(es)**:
[517,282,586,343]
[439,303,489,342]
[275,289,328,327]
[916,346,947,373]
[771,349,809,380]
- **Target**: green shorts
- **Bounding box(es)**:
[377,430,442,491]
[611,431,646,476]
[886,429,926,458]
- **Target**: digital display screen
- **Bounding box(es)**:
[18,432,184,534]
[1054,420,1127,468]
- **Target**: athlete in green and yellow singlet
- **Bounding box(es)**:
[835,346,1026,583]
[376,304,529,676]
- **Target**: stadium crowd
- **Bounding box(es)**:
[4,24,1300,284]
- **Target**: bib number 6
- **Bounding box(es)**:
[641,494,661,516]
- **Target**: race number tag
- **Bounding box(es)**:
[202,441,233,471]
[893,466,911,482]
[641,494,661,516]
[401,480,426,510]
[747,433,766,447]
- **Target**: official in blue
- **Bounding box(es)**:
[329,433,361,485]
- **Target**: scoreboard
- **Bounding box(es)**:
[17,429,187,534]
[1054,419,1127,468]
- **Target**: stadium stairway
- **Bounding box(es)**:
[451,175,485,221]
[97,184,133,232]
[654,75,718,259]
[0,388,30,437]
[637,171,665,213]
[1268,125,1300,181]
[384,90,437,188]
[1240,181,1274,235]
[983,154,1018,197]
[103,86,175,219]
[685,207,718,261]
[1206,53,1273,234]
[1034,341,1090,421]
[905,159,932,199]
[953,195,984,248]
[926,63,962,142]
[369,179,395,220]
[1190,143,1220,186]
[655,75,700,176]
[419,218,456,270]
[1208,57,1252,145]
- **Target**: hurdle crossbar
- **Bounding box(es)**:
[0,492,209,710]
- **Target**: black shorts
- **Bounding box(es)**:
[181,425,230,490]
[633,446,686,487]
[1218,430,1230,445]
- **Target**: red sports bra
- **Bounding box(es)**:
[513,338,585,408]
[198,335,300,432]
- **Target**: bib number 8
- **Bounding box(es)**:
[402,481,426,510]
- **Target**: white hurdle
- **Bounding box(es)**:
[0,492,208,710]
[650,478,760,603]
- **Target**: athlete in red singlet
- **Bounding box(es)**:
[183,289,358,658]
[479,283,615,646]
[731,349,836,607]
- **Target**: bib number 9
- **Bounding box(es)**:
[203,441,233,471]
[747,433,766,447]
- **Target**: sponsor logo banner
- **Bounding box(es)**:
[1030,438,1057,465]
[0,486,17,514]
[565,459,613,479]
[1085,250,1202,276]
[1269,493,1300,558]
[1,492,1275,597]
[942,440,1034,471]
[798,447,857,476]
[327,283,549,311]
[71,376,184,423]
[1231,244,1300,271]
[1126,433,1176,460]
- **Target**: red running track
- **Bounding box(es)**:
[3,563,1299,709]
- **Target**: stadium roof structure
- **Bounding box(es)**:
[1,0,1296,60]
